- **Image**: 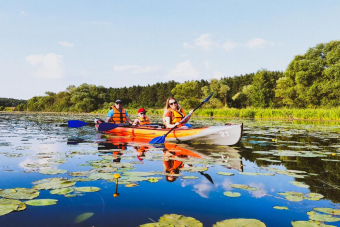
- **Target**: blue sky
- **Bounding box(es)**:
[1,0,340,99]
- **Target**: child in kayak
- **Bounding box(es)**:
[163,98,193,128]
[133,108,151,126]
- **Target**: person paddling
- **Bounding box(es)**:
[106,99,133,124]
[133,108,150,126]
[163,98,193,129]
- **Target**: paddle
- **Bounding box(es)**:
[98,122,120,131]
[68,120,88,128]
[149,92,214,144]
[199,171,214,185]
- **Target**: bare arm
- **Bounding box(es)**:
[132,119,139,126]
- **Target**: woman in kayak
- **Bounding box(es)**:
[163,98,193,128]
[133,108,151,126]
[106,99,133,124]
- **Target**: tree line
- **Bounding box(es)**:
[5,40,340,112]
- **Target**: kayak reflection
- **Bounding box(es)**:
[96,135,242,184]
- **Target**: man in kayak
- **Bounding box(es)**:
[133,108,151,126]
[163,98,193,128]
[106,99,133,124]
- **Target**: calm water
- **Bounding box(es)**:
[0,113,340,227]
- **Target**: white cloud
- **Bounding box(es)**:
[194,33,214,51]
[193,182,214,198]
[113,65,160,74]
[165,60,199,81]
[21,11,26,16]
[183,42,194,49]
[58,41,75,47]
[246,38,268,49]
[26,53,64,79]
[248,182,267,198]
[222,40,239,51]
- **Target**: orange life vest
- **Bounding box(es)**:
[110,106,126,124]
[164,108,186,127]
[138,116,150,126]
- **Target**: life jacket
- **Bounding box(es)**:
[163,158,184,171]
[138,116,150,126]
[164,108,186,127]
[110,106,126,124]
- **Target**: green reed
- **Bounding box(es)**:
[92,108,340,121]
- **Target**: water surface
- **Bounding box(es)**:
[0,113,339,226]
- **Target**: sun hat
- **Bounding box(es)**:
[138,108,147,113]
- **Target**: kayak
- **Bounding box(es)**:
[95,119,243,146]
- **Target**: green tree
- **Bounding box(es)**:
[276,40,340,108]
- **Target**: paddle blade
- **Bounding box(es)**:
[149,135,166,144]
[203,92,214,103]
[68,120,88,128]
[98,123,119,131]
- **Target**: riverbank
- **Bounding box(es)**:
[93,108,340,121]
[2,107,340,121]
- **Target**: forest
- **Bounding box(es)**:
[2,40,340,113]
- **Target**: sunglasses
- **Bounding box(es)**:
[115,102,122,105]
[169,102,177,106]
[139,112,146,115]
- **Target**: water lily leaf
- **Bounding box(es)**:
[213,218,266,227]
[217,172,234,176]
[74,212,94,224]
[0,188,39,200]
[229,184,260,191]
[88,173,115,180]
[148,178,159,183]
[239,172,259,176]
[39,169,67,175]
[290,181,310,188]
[304,193,324,201]
[50,188,74,195]
[123,172,156,177]
[68,171,92,177]
[25,199,58,206]
[158,214,203,227]
[223,191,241,197]
[0,204,18,216]
[313,207,340,215]
[0,198,26,211]
[125,183,139,187]
[33,178,75,190]
[273,206,288,210]
[180,166,208,172]
[74,187,101,192]
[182,176,199,179]
[307,211,340,222]
[292,220,336,227]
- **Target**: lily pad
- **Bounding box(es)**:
[292,220,336,227]
[0,204,18,216]
[182,176,199,179]
[213,218,266,227]
[143,214,203,227]
[25,199,58,206]
[307,211,340,222]
[0,198,26,211]
[273,206,289,210]
[313,207,340,215]
[217,172,234,176]
[147,178,159,183]
[290,181,310,188]
[0,188,39,200]
[39,169,67,175]
[74,187,101,192]
[74,212,94,224]
[223,191,241,197]
[33,178,75,190]
[50,188,74,195]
